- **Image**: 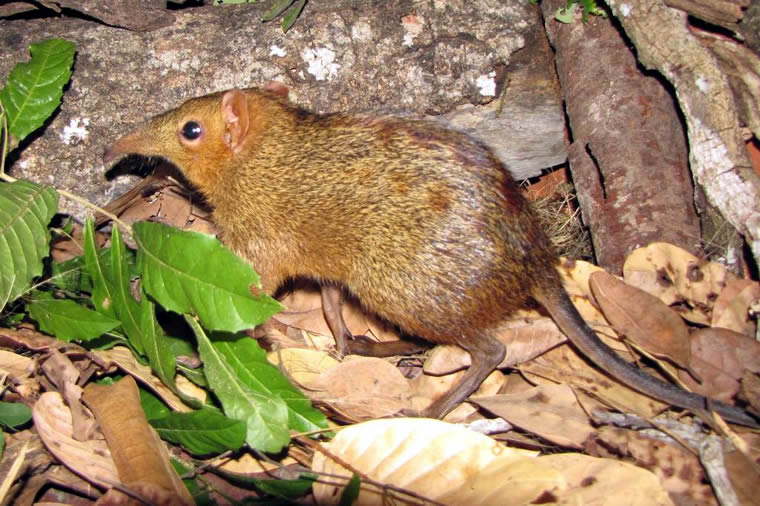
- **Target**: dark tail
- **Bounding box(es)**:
[535,287,759,427]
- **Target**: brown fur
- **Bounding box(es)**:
[105,88,757,425]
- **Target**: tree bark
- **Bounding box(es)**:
[542,0,701,272]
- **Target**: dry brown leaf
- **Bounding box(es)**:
[473,384,595,449]
[590,270,691,368]
[276,287,401,345]
[83,377,193,505]
[595,426,714,502]
[267,348,339,386]
[93,346,198,411]
[312,418,541,505]
[32,392,119,488]
[408,370,505,422]
[623,242,734,325]
[312,357,411,419]
[0,349,35,381]
[521,345,668,418]
[712,278,760,336]
[741,370,760,412]
[312,418,671,505]
[557,257,605,298]
[677,327,760,402]
[724,448,760,506]
[538,453,674,506]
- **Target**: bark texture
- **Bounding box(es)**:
[604,0,760,267]
[542,0,701,272]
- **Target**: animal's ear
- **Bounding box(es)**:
[222,89,250,153]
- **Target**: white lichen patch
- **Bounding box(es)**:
[401,14,425,47]
[60,118,90,145]
[302,47,341,81]
[351,21,373,42]
[695,76,710,93]
[270,45,286,57]
[619,3,632,16]
[476,72,497,97]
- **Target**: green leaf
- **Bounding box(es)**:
[84,219,115,317]
[49,254,88,292]
[339,474,361,506]
[0,401,32,429]
[0,180,58,311]
[262,0,294,21]
[109,225,146,354]
[141,297,177,390]
[139,388,171,420]
[135,221,283,333]
[281,0,306,32]
[28,291,121,342]
[214,335,327,434]
[254,477,315,499]
[185,316,289,453]
[0,39,76,144]
[150,408,246,455]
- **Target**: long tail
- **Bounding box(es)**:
[535,287,759,427]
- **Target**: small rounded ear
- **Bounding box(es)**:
[262,81,290,99]
[222,89,250,153]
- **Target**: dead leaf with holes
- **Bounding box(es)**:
[312,418,673,505]
[623,242,735,325]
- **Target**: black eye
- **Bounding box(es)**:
[180,121,203,140]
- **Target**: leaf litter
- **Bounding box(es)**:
[2,176,760,505]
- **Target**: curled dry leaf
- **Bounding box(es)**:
[623,242,735,325]
[408,370,505,422]
[678,327,760,402]
[589,270,692,368]
[557,257,605,299]
[32,392,119,488]
[473,384,595,449]
[711,278,760,337]
[0,349,35,381]
[267,347,340,386]
[83,377,194,505]
[312,418,671,505]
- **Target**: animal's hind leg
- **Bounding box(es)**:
[421,332,506,419]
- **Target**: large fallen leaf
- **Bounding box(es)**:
[473,384,595,449]
[623,242,734,325]
[82,376,194,504]
[410,370,505,422]
[32,392,119,488]
[312,418,672,505]
[590,270,691,368]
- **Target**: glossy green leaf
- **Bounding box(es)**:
[340,474,361,506]
[141,297,176,390]
[214,335,327,434]
[0,39,75,144]
[150,408,246,455]
[186,316,289,453]
[0,401,32,428]
[139,389,171,421]
[28,292,121,342]
[109,225,146,354]
[135,221,282,333]
[0,180,58,312]
[84,219,115,317]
